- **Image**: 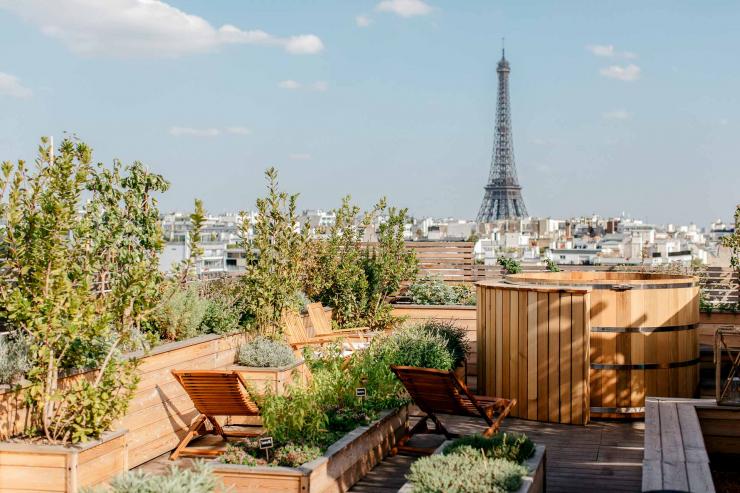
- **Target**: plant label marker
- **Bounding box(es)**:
[356,387,366,406]
[260,436,274,462]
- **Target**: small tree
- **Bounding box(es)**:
[239,168,308,336]
[721,204,740,305]
[0,137,168,443]
[362,200,418,329]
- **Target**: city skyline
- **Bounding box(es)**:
[0,1,738,226]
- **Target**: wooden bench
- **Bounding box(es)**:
[642,397,715,493]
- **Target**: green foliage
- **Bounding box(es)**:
[303,196,372,328]
[304,196,418,330]
[0,334,30,385]
[260,381,329,445]
[419,320,471,367]
[87,461,220,493]
[152,284,208,341]
[443,433,535,464]
[199,298,241,335]
[0,137,167,443]
[407,276,476,306]
[237,336,296,368]
[721,204,740,306]
[361,200,418,329]
[407,452,528,493]
[374,325,455,370]
[544,258,561,272]
[497,256,522,274]
[273,442,322,467]
[219,443,262,466]
[239,168,308,336]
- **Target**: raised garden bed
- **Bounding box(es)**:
[0,429,128,492]
[397,440,546,493]
[230,359,307,395]
[212,405,409,493]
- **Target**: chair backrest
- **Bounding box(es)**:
[172,370,260,417]
[282,310,310,345]
[307,302,333,337]
[390,365,484,418]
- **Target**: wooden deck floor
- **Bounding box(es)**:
[350,415,645,493]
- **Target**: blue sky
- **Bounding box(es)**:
[0,0,738,225]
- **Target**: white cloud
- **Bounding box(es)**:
[376,0,433,17]
[0,72,32,98]
[355,15,372,27]
[599,64,641,81]
[278,80,327,92]
[0,0,324,57]
[603,109,631,120]
[289,153,311,160]
[169,127,220,137]
[278,80,302,90]
[586,44,637,59]
[226,126,251,135]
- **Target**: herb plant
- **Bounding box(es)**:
[237,337,296,368]
[443,433,535,464]
[407,452,528,493]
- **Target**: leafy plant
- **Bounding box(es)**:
[237,336,296,368]
[239,168,308,336]
[0,334,30,385]
[443,433,535,464]
[219,443,262,466]
[260,381,329,445]
[199,298,241,335]
[419,320,471,367]
[408,276,476,306]
[88,461,220,492]
[721,204,740,308]
[273,443,322,467]
[152,284,208,341]
[361,200,418,329]
[0,138,167,443]
[497,256,522,274]
[406,452,528,493]
[544,258,561,272]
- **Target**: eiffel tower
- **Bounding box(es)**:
[476,46,528,222]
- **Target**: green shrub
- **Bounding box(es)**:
[497,256,522,274]
[408,277,476,306]
[200,298,241,335]
[0,334,30,385]
[153,284,208,341]
[443,433,535,464]
[237,337,296,368]
[407,452,528,493]
[87,461,220,492]
[377,326,455,370]
[419,320,471,367]
[273,443,322,467]
[544,258,561,272]
[219,443,262,466]
[260,382,329,445]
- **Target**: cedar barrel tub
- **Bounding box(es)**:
[476,272,699,423]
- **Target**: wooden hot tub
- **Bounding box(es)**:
[476,271,699,423]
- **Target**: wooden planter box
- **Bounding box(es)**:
[212,405,409,493]
[398,440,546,493]
[230,359,307,395]
[0,429,127,492]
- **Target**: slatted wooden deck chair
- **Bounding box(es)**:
[170,370,262,460]
[282,309,358,351]
[306,302,373,350]
[390,365,517,455]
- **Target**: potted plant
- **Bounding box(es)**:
[0,138,168,491]
[231,336,307,395]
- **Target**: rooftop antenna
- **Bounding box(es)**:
[501,37,505,58]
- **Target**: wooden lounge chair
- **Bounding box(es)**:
[283,309,366,351]
[170,370,262,460]
[390,365,517,455]
[306,302,372,349]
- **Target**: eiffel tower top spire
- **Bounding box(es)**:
[476,45,528,222]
